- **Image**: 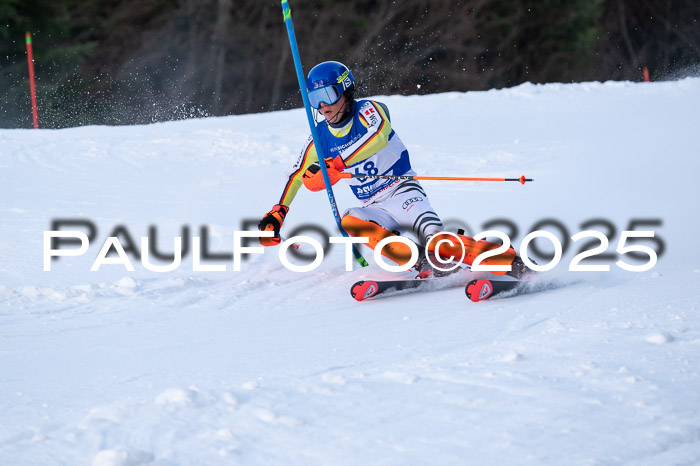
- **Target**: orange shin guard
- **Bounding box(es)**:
[427,233,516,276]
[340,216,415,266]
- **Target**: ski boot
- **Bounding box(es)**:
[506,256,536,280]
[414,251,455,279]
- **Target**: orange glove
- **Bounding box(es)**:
[302,156,345,192]
[257,204,289,246]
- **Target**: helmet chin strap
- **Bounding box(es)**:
[325,96,351,125]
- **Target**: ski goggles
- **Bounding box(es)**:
[308,84,342,109]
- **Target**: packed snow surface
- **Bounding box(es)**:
[1,79,700,465]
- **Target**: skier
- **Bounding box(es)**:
[257,61,530,279]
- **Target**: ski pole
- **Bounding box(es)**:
[280,0,368,268]
[339,173,534,184]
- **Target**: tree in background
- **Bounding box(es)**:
[597,0,700,81]
[0,0,698,128]
[0,0,99,127]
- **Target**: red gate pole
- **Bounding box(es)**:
[25,32,39,129]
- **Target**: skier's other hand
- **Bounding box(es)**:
[258,204,289,246]
[303,156,345,192]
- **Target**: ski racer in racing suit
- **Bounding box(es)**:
[258,61,530,278]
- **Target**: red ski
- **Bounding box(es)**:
[351,277,459,301]
[465,278,524,302]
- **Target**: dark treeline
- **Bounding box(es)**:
[1,0,698,128]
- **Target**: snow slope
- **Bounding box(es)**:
[1,79,700,465]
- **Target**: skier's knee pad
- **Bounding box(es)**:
[341,215,415,266]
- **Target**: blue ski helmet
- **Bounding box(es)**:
[306,61,355,109]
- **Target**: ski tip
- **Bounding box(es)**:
[465,279,494,302]
[351,280,380,302]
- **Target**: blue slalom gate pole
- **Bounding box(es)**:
[280,0,368,268]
